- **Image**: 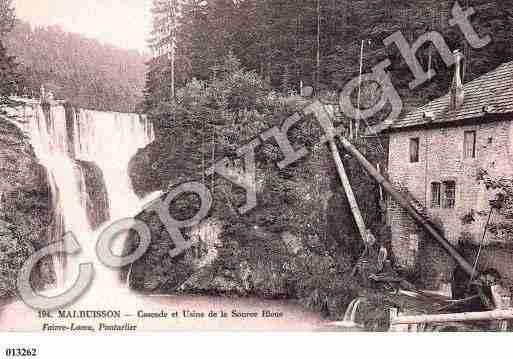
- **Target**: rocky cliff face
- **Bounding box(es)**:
[126,120,385,318]
[76,160,110,230]
[0,119,55,299]
[128,142,163,198]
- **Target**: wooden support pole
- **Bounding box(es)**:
[303,101,367,243]
[377,163,384,202]
[328,139,367,243]
[316,0,321,93]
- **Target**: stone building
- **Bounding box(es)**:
[383,57,513,276]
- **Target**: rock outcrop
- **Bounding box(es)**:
[126,122,383,321]
[76,160,110,230]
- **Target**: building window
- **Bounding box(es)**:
[464,130,476,158]
[410,138,420,163]
[431,182,441,208]
[443,181,456,208]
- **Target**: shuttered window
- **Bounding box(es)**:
[431,182,441,208]
[410,138,420,163]
[464,130,476,159]
[443,181,456,208]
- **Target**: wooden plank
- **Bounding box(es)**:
[391,309,513,325]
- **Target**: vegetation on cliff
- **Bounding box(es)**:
[0,0,55,301]
[0,120,55,300]
[0,0,21,116]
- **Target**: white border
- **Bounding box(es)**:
[0,333,506,359]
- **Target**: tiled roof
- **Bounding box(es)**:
[387,60,513,131]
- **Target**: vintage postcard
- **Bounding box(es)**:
[1,0,513,341]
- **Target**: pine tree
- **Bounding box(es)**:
[0,41,19,98]
[0,0,20,115]
[146,0,184,107]
[0,0,14,36]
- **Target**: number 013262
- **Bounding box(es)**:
[4,348,37,357]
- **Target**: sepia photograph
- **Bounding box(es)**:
[1,0,513,344]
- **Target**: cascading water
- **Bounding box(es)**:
[19,105,92,287]
[335,297,363,328]
[16,102,155,293]
[71,108,157,290]
[73,109,154,220]
[344,298,361,323]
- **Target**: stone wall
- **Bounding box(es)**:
[387,119,513,281]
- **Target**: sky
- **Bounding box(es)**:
[13,0,152,53]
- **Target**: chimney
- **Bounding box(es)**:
[450,50,465,110]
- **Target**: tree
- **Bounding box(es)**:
[0,0,14,35]
[0,0,21,115]
[0,41,19,99]
[146,0,185,108]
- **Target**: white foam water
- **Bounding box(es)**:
[13,103,154,294]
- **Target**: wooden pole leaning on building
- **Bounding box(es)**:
[335,135,477,278]
[306,100,496,309]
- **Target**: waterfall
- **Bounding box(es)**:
[344,298,361,323]
[72,109,154,220]
[337,297,363,328]
[1,102,331,332]
[16,102,154,290]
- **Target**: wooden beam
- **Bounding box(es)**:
[302,101,368,243]
[328,139,367,243]
[336,134,478,278]
[391,309,513,326]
